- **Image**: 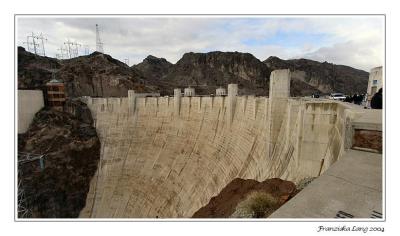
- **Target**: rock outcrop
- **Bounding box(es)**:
[133,55,173,80]
[164,51,270,95]
[18,46,369,97]
[17,47,61,90]
[264,56,369,95]
[18,104,100,218]
[18,47,159,97]
[57,52,155,97]
[192,178,297,218]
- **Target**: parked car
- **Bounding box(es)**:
[329,93,346,101]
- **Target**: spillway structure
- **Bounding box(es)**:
[79,69,379,218]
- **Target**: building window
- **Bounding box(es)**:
[373,80,378,85]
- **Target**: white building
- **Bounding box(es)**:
[366,66,383,105]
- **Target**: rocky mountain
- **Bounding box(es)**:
[133,55,173,80]
[18,46,369,97]
[264,56,369,95]
[18,47,61,90]
[18,47,159,97]
[57,52,158,97]
[164,51,271,95]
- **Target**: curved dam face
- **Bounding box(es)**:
[80,70,359,218]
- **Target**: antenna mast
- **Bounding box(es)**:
[123,58,129,66]
[95,24,104,53]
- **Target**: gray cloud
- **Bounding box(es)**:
[16,16,384,71]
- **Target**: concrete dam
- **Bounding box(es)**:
[79,69,380,218]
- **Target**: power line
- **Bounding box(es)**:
[34,33,47,56]
[96,24,104,53]
[64,39,74,59]
[64,39,81,58]
[123,58,129,66]
[23,32,47,56]
[72,41,82,57]
[23,33,41,56]
[56,46,68,59]
[83,45,90,55]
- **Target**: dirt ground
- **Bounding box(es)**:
[192,178,298,218]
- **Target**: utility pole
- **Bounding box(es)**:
[95,24,104,53]
[71,42,81,57]
[23,32,46,56]
[123,58,129,66]
[83,45,90,55]
[64,39,75,59]
[29,32,38,55]
[57,46,68,59]
[23,36,31,52]
[24,33,40,55]
[34,33,47,56]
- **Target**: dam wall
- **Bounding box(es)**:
[18,90,44,133]
[79,70,364,218]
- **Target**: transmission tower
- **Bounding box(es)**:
[64,40,81,58]
[95,24,104,53]
[56,46,68,59]
[71,42,82,57]
[23,33,40,55]
[34,33,47,56]
[23,36,32,53]
[83,45,90,55]
[123,58,129,66]
[29,32,38,55]
[23,33,47,56]
[64,40,74,59]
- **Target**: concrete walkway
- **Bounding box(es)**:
[270,149,382,219]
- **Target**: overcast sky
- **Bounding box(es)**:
[16,16,384,71]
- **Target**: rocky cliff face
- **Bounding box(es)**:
[164,51,271,95]
[58,52,157,97]
[264,56,369,95]
[18,46,369,97]
[133,55,173,80]
[18,47,159,97]
[18,103,100,218]
[18,47,61,90]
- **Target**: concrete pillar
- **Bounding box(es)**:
[128,90,136,115]
[216,87,227,96]
[268,69,291,157]
[184,87,195,97]
[87,96,93,105]
[269,69,290,98]
[228,84,238,127]
[174,88,181,116]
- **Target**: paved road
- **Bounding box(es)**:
[270,149,383,219]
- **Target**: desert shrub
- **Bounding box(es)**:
[231,192,279,218]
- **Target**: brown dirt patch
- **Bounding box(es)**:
[192,178,297,218]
